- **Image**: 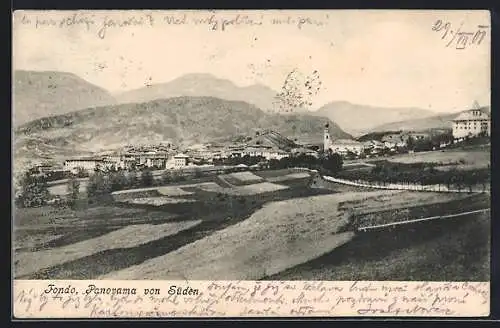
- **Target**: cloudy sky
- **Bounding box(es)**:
[13,10,490,112]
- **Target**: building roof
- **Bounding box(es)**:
[243,147,269,153]
[173,153,190,158]
[452,107,491,121]
[331,139,364,146]
[65,157,104,162]
[363,140,385,146]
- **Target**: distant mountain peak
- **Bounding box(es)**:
[172,73,230,82]
[369,106,487,133]
[13,70,116,126]
[312,101,436,135]
[115,73,279,112]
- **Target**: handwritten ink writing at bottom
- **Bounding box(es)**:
[13,281,489,317]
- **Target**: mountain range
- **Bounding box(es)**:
[13,70,116,126]
[14,69,478,175]
[14,96,350,172]
[115,73,279,113]
[312,101,440,136]
[13,70,459,135]
[368,112,458,132]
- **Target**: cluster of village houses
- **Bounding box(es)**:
[61,143,296,175]
[33,105,490,176]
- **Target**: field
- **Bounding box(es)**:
[48,180,88,196]
[101,192,382,280]
[198,181,289,196]
[15,220,201,277]
[270,210,490,281]
[13,168,490,281]
[121,197,197,206]
[386,148,490,170]
[219,171,264,185]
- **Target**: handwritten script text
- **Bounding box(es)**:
[13,280,489,318]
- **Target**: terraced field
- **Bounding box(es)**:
[14,168,490,281]
[15,220,201,277]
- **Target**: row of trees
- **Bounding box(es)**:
[15,168,166,208]
[15,171,50,208]
[337,161,490,192]
[86,169,160,198]
[267,151,343,174]
[212,152,343,174]
[213,155,267,167]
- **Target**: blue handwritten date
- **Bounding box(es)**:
[432,20,488,50]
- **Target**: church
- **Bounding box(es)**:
[323,123,365,156]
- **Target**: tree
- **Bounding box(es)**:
[141,169,154,187]
[87,171,110,198]
[452,170,464,192]
[109,170,127,191]
[406,136,415,151]
[126,171,140,188]
[17,169,50,208]
[444,170,455,190]
[193,167,203,178]
[161,170,172,185]
[322,152,343,174]
[66,175,80,208]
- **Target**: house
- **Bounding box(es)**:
[173,153,190,168]
[452,103,491,139]
[324,123,364,156]
[64,158,103,174]
[363,140,385,151]
[241,145,290,160]
[407,132,430,141]
[381,131,430,147]
[381,133,406,144]
[383,141,397,149]
[329,139,365,155]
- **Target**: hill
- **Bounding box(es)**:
[313,101,436,136]
[247,130,299,150]
[13,70,116,126]
[14,96,350,169]
[369,113,456,133]
[356,131,403,142]
[115,73,279,112]
[370,106,491,133]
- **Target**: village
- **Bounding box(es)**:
[12,10,493,319]
[29,104,490,184]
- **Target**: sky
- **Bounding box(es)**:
[12,10,491,112]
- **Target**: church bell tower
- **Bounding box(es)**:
[323,123,331,152]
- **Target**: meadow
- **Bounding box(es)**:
[387,147,490,170]
[13,168,490,281]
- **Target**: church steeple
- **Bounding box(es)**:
[323,123,331,151]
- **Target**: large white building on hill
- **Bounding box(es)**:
[452,102,491,139]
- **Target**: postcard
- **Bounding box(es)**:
[12,9,490,318]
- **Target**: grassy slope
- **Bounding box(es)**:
[15,173,331,279]
[14,220,201,277]
[388,148,490,170]
[13,170,490,281]
[269,211,490,281]
[100,192,388,280]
